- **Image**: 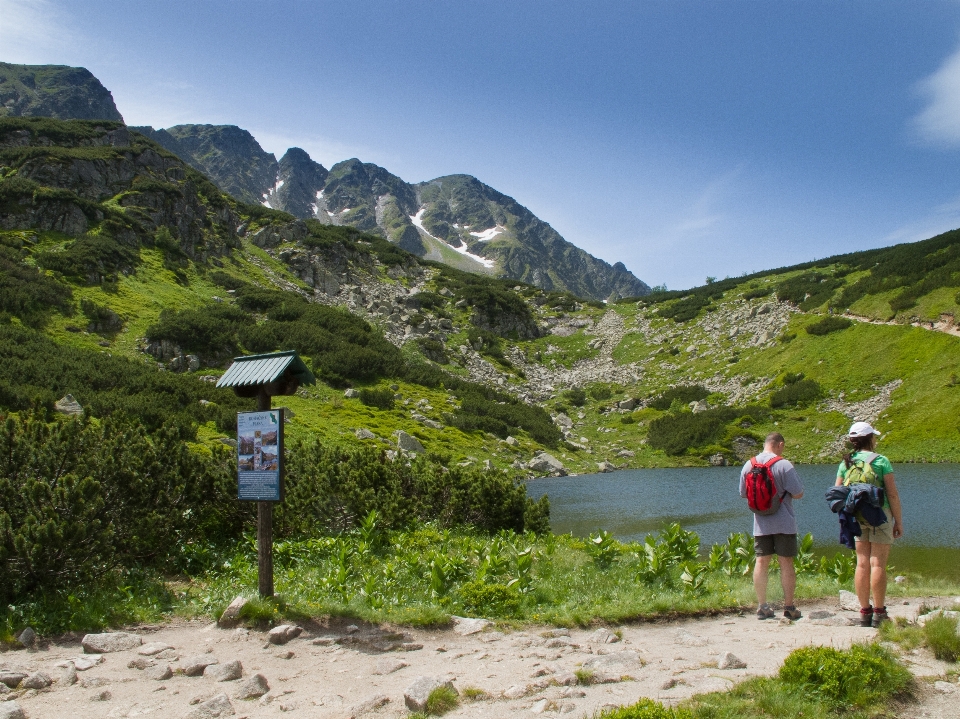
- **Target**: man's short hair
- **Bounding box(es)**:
[765,432,785,446]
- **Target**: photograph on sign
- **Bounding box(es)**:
[237,409,283,501]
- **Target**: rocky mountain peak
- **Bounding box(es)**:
[262,147,328,217]
[0,62,123,122]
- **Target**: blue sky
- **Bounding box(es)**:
[6,0,960,290]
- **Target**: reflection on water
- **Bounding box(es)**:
[526,463,960,579]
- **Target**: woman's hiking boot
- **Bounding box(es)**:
[757,603,775,620]
[860,606,874,627]
[872,607,890,628]
[783,606,802,620]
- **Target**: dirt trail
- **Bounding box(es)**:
[1,597,957,719]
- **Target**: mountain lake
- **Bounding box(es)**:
[527,463,960,580]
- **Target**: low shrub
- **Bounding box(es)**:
[648,385,709,411]
[358,386,395,410]
[779,643,911,708]
[596,698,693,719]
[457,580,520,616]
[770,378,822,408]
[923,614,960,662]
[424,684,459,715]
[563,388,586,407]
[588,385,612,401]
[806,315,853,336]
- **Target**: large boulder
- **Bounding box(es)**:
[396,431,425,454]
[528,452,566,476]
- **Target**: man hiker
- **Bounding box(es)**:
[739,432,805,620]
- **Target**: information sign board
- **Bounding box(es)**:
[237,409,283,501]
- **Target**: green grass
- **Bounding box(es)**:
[424,685,459,715]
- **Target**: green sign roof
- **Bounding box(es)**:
[216,350,315,389]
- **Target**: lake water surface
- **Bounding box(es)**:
[526,463,960,580]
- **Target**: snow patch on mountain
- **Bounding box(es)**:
[470,226,503,242]
[411,209,494,268]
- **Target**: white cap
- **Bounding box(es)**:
[848,421,881,438]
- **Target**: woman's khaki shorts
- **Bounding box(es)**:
[857,519,894,545]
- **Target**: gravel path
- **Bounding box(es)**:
[1,597,957,719]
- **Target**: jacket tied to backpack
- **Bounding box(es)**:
[824,483,888,549]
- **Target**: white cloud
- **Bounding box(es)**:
[655,165,744,247]
[880,191,960,246]
[0,0,76,64]
[912,41,960,146]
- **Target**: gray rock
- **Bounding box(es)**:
[582,650,641,671]
[20,671,52,689]
[355,428,376,440]
[708,453,727,466]
[139,642,175,656]
[617,399,637,411]
[183,655,219,676]
[374,658,408,675]
[72,655,104,670]
[344,389,360,398]
[404,676,457,712]
[235,673,269,700]
[205,660,242,682]
[184,693,235,718]
[16,628,36,648]
[451,616,491,635]
[554,672,578,686]
[127,656,154,670]
[660,678,680,690]
[838,590,860,611]
[349,694,390,716]
[145,664,173,681]
[0,671,27,688]
[587,628,620,644]
[396,431,425,454]
[218,596,248,629]
[90,689,112,701]
[505,436,519,446]
[561,687,586,698]
[597,461,616,473]
[81,632,143,653]
[616,449,635,458]
[0,683,7,695]
[502,685,528,700]
[808,610,835,620]
[267,624,302,645]
[0,704,25,719]
[80,676,110,688]
[934,680,955,694]
[59,664,78,686]
[675,629,708,647]
[717,652,747,669]
[54,394,83,416]
[528,452,566,476]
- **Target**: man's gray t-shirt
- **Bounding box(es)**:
[738,451,804,536]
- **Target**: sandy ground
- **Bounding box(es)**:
[1,597,958,719]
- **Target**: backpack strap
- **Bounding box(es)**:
[763,455,783,469]
[857,451,879,465]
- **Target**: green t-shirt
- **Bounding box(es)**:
[836,451,894,507]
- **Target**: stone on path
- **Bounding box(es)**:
[183,655,219,676]
[72,655,104,671]
[374,658,408,675]
[59,664,78,686]
[918,609,960,626]
[717,652,747,669]
[90,689,112,701]
[217,596,248,629]
[0,703,26,719]
[347,694,390,717]
[145,664,173,681]
[838,590,860,611]
[267,624,302,645]
[128,657,154,670]
[808,610,835,620]
[934,681,955,694]
[139,642,175,656]
[553,672,577,686]
[21,671,52,689]
[531,698,551,713]
[16,628,36,648]
[587,628,620,644]
[235,673,269,700]
[404,676,457,712]
[450,616,491,636]
[582,650,642,673]
[205,660,243,682]
[675,629,708,647]
[184,693,235,718]
[82,632,143,653]
[0,671,27,688]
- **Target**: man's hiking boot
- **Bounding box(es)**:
[757,604,775,620]
[872,607,889,628]
[783,606,802,620]
[860,606,874,627]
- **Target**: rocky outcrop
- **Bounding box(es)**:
[262,147,328,217]
[0,63,123,121]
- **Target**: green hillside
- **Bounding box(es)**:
[1,117,959,473]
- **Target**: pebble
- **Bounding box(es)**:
[144,665,173,681]
[81,632,143,654]
[183,655,219,676]
[235,672,270,699]
[20,671,52,690]
[90,689,112,701]
[138,642,175,656]
[374,658,408,675]
[268,625,302,645]
[205,660,243,682]
[717,652,747,670]
[16,628,36,648]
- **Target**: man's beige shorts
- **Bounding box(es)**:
[857,519,894,545]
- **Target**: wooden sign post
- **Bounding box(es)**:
[217,351,314,598]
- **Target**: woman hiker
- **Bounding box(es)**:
[835,421,904,627]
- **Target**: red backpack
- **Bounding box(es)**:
[745,456,786,515]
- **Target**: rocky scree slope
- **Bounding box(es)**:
[0,62,123,122]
